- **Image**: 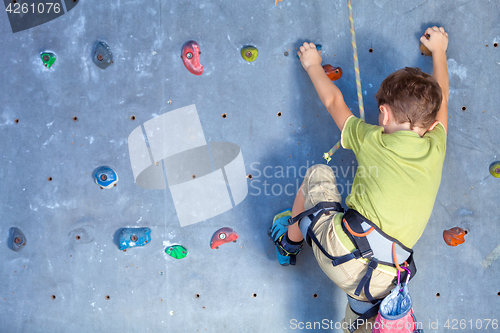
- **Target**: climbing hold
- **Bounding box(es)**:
[9,227,26,251]
[181,41,203,75]
[322,65,342,81]
[443,227,466,247]
[165,245,189,259]
[92,166,118,189]
[420,33,432,56]
[489,162,500,178]
[297,44,322,59]
[93,41,113,69]
[241,46,258,62]
[118,228,151,250]
[210,227,238,249]
[40,52,56,68]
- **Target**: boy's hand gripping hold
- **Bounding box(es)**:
[297,42,322,71]
[420,26,449,54]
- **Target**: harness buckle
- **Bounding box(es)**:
[361,248,374,259]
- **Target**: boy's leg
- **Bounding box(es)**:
[341,303,377,333]
[270,164,341,265]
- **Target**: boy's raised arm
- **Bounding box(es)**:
[298,42,353,132]
[420,27,449,132]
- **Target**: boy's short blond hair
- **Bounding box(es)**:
[375,67,442,129]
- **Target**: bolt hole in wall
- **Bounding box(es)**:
[369,48,373,53]
[252,293,257,298]
[462,106,467,111]
[246,174,253,179]
[195,294,200,298]
[277,112,282,117]
[494,43,498,47]
[221,113,227,118]
[51,295,56,300]
[436,293,440,298]
[497,292,500,296]
[130,115,136,121]
[48,177,52,181]
[14,119,19,123]
[105,295,110,300]
[76,235,81,240]
[73,116,78,121]
[313,293,318,298]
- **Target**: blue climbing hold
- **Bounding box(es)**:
[9,227,26,251]
[92,166,118,189]
[118,228,151,251]
[93,41,113,69]
[297,44,322,59]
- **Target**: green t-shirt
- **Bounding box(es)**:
[334,116,447,251]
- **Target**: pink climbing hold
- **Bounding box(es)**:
[181,40,203,75]
[210,227,238,249]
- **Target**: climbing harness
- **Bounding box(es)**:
[289,202,418,332]
[324,0,365,163]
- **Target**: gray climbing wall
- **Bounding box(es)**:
[1,0,499,332]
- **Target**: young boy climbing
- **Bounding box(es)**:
[270,26,449,332]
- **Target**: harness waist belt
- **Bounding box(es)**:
[341,209,413,267]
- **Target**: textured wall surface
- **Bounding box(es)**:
[1,0,499,332]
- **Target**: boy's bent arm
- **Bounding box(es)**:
[305,64,354,131]
[298,42,353,132]
[421,27,449,131]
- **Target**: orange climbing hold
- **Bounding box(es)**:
[275,0,282,6]
[420,33,432,56]
[323,65,342,81]
[443,227,466,246]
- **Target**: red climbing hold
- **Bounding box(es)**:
[322,65,342,81]
[181,41,203,75]
[443,227,466,247]
[210,227,238,249]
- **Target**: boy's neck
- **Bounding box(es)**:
[383,123,427,137]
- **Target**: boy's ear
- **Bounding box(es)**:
[379,105,390,126]
[428,120,439,131]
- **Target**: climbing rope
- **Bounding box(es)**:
[323,0,365,163]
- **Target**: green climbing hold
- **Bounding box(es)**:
[241,46,258,62]
[41,52,56,68]
[165,245,188,259]
[489,161,500,178]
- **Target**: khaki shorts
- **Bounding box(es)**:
[301,164,396,332]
